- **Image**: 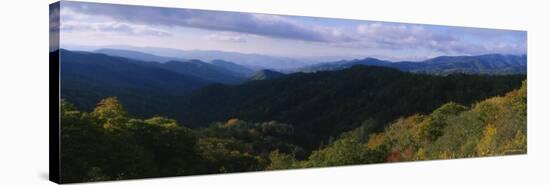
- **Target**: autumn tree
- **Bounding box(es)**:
[92,97,128,130]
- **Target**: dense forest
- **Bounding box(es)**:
[59,80,526,183]
[180,66,525,149]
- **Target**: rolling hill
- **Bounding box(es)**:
[140,60,248,85]
[95,48,184,63]
[96,48,253,83]
[59,49,211,119]
[210,59,255,78]
[249,69,285,81]
[180,66,525,148]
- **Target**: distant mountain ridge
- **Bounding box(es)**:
[58,49,211,119]
[210,59,255,78]
[89,48,258,84]
[95,46,332,70]
[299,54,527,75]
[95,48,185,63]
[139,60,248,85]
[249,69,285,81]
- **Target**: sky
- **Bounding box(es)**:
[52,1,527,61]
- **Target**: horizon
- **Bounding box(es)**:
[57,46,527,64]
[52,1,527,62]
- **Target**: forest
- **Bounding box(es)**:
[59,75,526,183]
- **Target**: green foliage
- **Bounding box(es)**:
[183,66,524,151]
[423,102,467,141]
[201,119,304,157]
[198,138,262,173]
[60,99,155,182]
[143,116,178,128]
[364,80,527,162]
[60,98,205,183]
[426,111,484,158]
[299,136,386,167]
[267,150,296,170]
[59,79,527,182]
[91,97,128,130]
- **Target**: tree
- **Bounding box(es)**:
[198,138,261,173]
[92,97,128,130]
[476,124,498,156]
[144,116,178,128]
[132,117,204,176]
[423,102,467,141]
[301,136,385,167]
[267,150,296,170]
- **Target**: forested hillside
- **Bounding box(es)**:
[182,66,525,149]
[59,49,209,120]
[59,81,526,183]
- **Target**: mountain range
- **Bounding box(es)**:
[249,69,285,81]
[95,48,184,63]
[59,49,209,118]
[298,54,527,75]
[57,48,527,149]
[96,47,527,75]
[88,46,350,71]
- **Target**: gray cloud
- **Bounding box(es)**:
[60,1,526,56]
[205,32,247,43]
[336,23,526,55]
[50,2,60,51]
[60,21,172,37]
[62,1,350,43]
[353,23,458,51]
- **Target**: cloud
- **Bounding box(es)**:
[49,2,61,51]
[335,23,526,55]
[351,23,456,50]
[59,1,526,56]
[60,21,172,37]
[49,3,60,33]
[205,32,248,43]
[61,1,353,43]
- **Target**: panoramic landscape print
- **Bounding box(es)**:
[51,1,527,183]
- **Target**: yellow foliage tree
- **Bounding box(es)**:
[476,124,497,156]
[92,97,128,130]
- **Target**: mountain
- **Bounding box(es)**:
[95,48,255,82]
[95,48,184,63]
[299,54,527,75]
[92,48,250,84]
[415,54,527,74]
[180,66,525,148]
[249,69,285,81]
[298,58,393,73]
[210,59,255,78]
[100,46,323,70]
[59,49,211,119]
[142,60,247,85]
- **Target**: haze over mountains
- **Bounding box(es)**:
[93,47,526,76]
[298,54,527,75]
[91,46,339,71]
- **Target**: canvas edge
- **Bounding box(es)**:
[49,1,61,184]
